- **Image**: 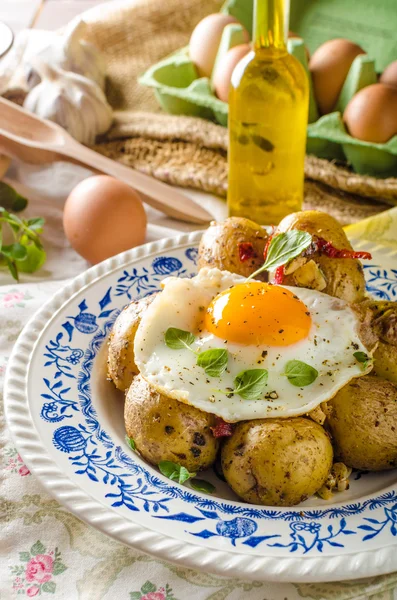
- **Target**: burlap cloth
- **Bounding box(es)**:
[80,0,397,225]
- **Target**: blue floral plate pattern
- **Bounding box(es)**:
[5,231,397,583]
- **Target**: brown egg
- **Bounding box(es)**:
[189,14,249,78]
[213,43,251,102]
[63,175,147,264]
[309,39,365,115]
[380,60,397,88]
[343,83,397,143]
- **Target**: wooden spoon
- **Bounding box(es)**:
[0,97,212,225]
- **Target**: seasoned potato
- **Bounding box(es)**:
[124,375,219,472]
[107,294,156,391]
[325,375,397,471]
[275,210,366,303]
[198,217,268,279]
[221,417,333,506]
[363,300,397,385]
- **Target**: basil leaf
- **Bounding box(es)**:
[285,360,318,387]
[10,242,27,261]
[190,479,216,494]
[16,243,46,274]
[0,181,28,212]
[353,351,371,370]
[2,255,18,280]
[159,460,196,484]
[26,217,45,232]
[234,369,268,400]
[164,327,195,350]
[125,435,136,451]
[197,348,228,377]
[264,231,312,271]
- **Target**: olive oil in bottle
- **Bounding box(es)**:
[227,0,309,225]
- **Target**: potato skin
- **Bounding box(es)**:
[221,417,333,506]
[107,294,156,391]
[325,375,397,471]
[276,210,366,303]
[124,375,219,472]
[198,217,268,279]
[364,300,397,385]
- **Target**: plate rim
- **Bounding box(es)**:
[5,230,397,583]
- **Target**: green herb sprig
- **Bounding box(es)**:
[159,460,196,484]
[353,351,372,371]
[215,368,269,401]
[0,208,46,280]
[125,435,136,451]
[248,230,312,280]
[165,327,228,377]
[284,360,318,387]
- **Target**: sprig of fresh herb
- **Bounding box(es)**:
[125,435,136,451]
[159,460,196,484]
[0,208,46,280]
[197,349,228,377]
[248,230,312,280]
[164,328,229,377]
[215,368,269,400]
[234,369,269,400]
[190,479,216,494]
[164,327,195,350]
[284,360,318,387]
[0,182,28,212]
[353,351,372,371]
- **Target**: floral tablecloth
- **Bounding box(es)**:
[2,161,397,599]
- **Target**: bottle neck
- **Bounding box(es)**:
[254,0,286,51]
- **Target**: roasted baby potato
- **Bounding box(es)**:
[325,375,397,471]
[221,417,333,506]
[107,294,156,391]
[124,375,219,472]
[275,210,366,303]
[198,217,268,279]
[363,300,397,385]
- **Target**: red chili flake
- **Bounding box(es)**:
[211,417,233,438]
[263,226,277,261]
[316,237,372,261]
[274,265,285,284]
[238,242,256,262]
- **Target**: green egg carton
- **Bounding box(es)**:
[140,0,397,178]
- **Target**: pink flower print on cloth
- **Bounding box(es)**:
[9,542,67,596]
[130,581,178,600]
[0,289,32,309]
[4,447,31,476]
[25,555,54,584]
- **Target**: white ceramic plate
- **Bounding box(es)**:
[5,231,397,583]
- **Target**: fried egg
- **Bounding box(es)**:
[134,268,372,422]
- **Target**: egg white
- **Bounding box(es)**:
[134,268,372,422]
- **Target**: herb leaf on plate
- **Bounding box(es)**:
[353,351,371,370]
[234,369,268,400]
[285,360,318,387]
[190,479,216,494]
[249,230,312,280]
[197,348,228,377]
[125,435,136,451]
[158,460,196,484]
[164,327,196,350]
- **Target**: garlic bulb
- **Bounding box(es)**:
[23,63,113,145]
[29,20,107,90]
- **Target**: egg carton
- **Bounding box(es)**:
[139,0,397,178]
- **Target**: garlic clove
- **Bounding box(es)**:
[23,62,113,145]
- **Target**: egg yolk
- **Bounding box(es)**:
[205,282,312,346]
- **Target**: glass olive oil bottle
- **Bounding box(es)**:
[227,0,309,225]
